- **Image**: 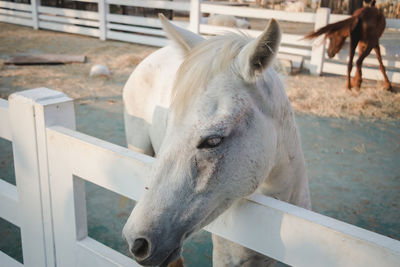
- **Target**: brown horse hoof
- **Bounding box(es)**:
[385,84,393,92]
[351,78,361,90]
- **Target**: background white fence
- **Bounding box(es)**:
[0,0,399,83]
[1,88,400,266]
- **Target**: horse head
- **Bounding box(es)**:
[123,16,282,266]
[326,32,347,58]
[305,16,359,58]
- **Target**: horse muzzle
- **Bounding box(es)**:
[123,225,184,266]
[327,51,335,58]
[131,239,182,267]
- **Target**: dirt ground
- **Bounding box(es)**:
[1,23,399,266]
[1,22,399,120]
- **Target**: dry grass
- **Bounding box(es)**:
[0,23,156,101]
[1,22,399,120]
[285,74,400,120]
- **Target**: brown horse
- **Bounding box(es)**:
[305,5,392,91]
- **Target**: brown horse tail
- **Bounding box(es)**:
[303,15,359,40]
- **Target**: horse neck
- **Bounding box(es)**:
[256,72,311,209]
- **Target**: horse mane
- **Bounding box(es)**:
[304,16,358,39]
[170,33,250,120]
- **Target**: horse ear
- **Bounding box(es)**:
[159,14,205,54]
[237,19,281,83]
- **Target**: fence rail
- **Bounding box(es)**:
[1,88,400,266]
[0,0,399,82]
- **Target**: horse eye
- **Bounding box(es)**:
[197,135,223,149]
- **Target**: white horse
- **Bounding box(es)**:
[122,14,311,267]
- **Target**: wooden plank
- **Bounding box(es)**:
[360,57,400,69]
[38,6,98,20]
[107,13,188,29]
[199,24,312,47]
[0,179,20,227]
[201,3,316,23]
[107,30,167,47]
[330,54,400,69]
[46,126,152,200]
[76,237,141,266]
[0,8,31,18]
[98,0,109,40]
[309,8,330,75]
[107,13,161,27]
[0,1,31,11]
[190,0,200,33]
[39,14,100,27]
[279,46,312,57]
[107,23,165,36]
[277,53,304,69]
[282,33,312,47]
[329,13,349,24]
[0,99,11,141]
[6,54,86,65]
[46,125,82,267]
[32,89,76,267]
[72,0,98,3]
[0,14,32,27]
[106,0,190,12]
[9,89,52,267]
[323,62,400,83]
[205,194,400,267]
[39,21,99,37]
[0,251,23,267]
[332,42,398,59]
[31,0,39,29]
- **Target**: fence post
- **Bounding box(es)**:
[98,0,109,40]
[8,88,75,267]
[31,0,40,29]
[190,0,200,33]
[310,8,330,75]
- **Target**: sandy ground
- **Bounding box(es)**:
[1,22,400,120]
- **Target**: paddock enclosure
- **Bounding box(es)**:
[0,0,399,83]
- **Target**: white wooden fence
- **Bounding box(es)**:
[1,0,400,82]
[1,88,400,266]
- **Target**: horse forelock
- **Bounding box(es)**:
[170,33,251,120]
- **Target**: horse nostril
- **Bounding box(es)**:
[131,238,150,259]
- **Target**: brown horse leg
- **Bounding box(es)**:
[347,37,358,90]
[352,42,367,89]
[352,43,373,90]
[374,44,392,91]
